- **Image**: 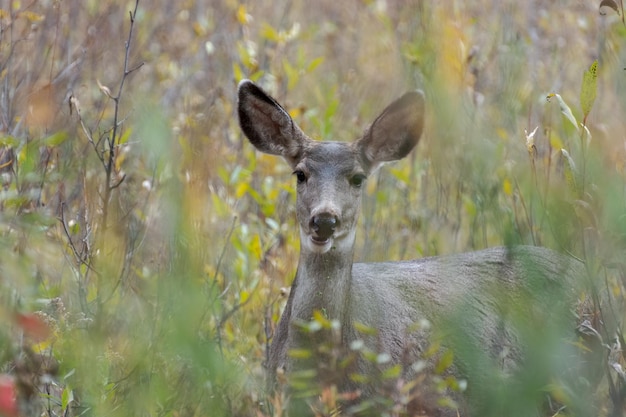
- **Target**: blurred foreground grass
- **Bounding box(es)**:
[0,0,625,416]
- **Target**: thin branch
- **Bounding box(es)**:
[101,0,141,235]
[71,95,106,167]
[218,292,255,331]
[59,202,97,274]
[126,61,145,75]
[210,215,238,290]
[196,216,238,338]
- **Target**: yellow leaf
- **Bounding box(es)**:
[18,10,44,22]
[288,107,302,119]
[261,23,280,42]
[267,187,280,201]
[496,127,508,140]
[235,181,248,198]
[115,148,126,172]
[434,12,469,92]
[192,21,203,37]
[32,338,53,354]
[312,310,330,327]
[236,5,251,25]
[240,290,249,304]
[232,62,244,83]
[503,179,513,196]
[549,133,564,150]
[250,233,262,260]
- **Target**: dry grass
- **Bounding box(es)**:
[0,0,625,416]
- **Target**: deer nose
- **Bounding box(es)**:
[310,213,338,240]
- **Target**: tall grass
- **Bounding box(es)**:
[0,0,625,416]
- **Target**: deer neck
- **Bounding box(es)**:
[290,247,355,326]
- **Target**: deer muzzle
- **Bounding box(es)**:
[310,213,338,243]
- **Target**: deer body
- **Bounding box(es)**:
[270,246,576,386]
[237,80,585,414]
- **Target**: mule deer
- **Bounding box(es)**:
[237,80,588,415]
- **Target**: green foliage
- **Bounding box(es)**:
[580,60,599,122]
[0,1,625,417]
[285,314,462,416]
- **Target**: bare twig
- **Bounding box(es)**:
[196,215,238,353]
[59,202,97,273]
[63,1,143,317]
[101,0,143,236]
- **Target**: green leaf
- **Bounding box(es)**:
[307,56,325,73]
[560,149,580,197]
[43,131,69,146]
[547,93,579,131]
[117,128,132,145]
[435,349,455,374]
[353,321,378,336]
[0,135,20,147]
[288,348,312,359]
[61,386,74,410]
[580,60,598,120]
[381,364,402,379]
[18,141,39,175]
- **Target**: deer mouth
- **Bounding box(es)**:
[304,234,333,254]
[303,228,355,254]
[311,235,331,245]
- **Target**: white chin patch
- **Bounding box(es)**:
[299,228,355,254]
[301,234,333,254]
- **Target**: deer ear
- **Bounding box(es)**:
[356,90,425,170]
[237,80,310,166]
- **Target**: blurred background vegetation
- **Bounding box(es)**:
[0,0,625,415]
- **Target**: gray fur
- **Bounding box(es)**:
[237,80,585,414]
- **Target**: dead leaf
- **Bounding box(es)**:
[69,94,81,116]
[97,79,113,98]
[25,84,55,128]
[15,312,51,342]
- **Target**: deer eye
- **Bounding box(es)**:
[350,174,367,188]
[293,170,307,184]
